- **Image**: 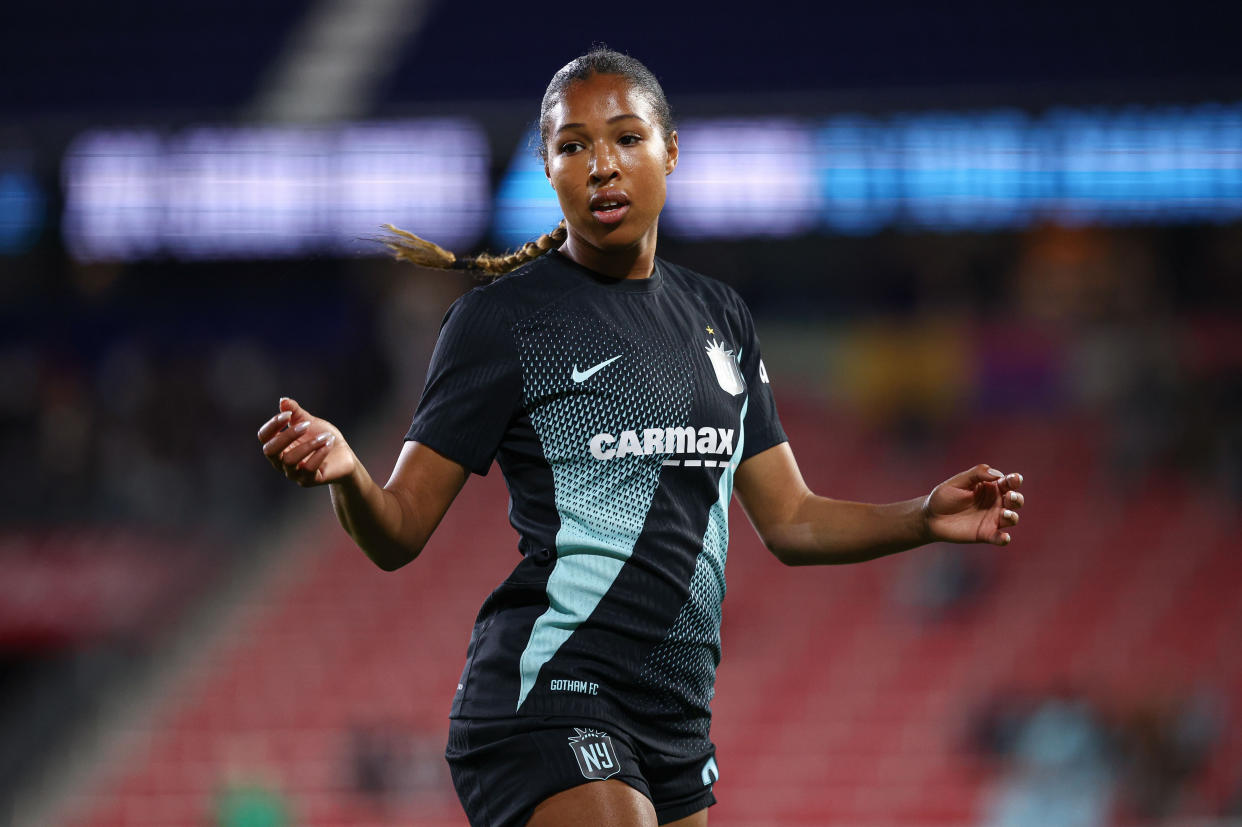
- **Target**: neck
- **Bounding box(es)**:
[560,224,658,280]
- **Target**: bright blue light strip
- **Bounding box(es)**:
[816,103,1242,235]
[0,167,46,255]
[492,130,564,250]
[526,102,1239,240]
[57,102,1242,264]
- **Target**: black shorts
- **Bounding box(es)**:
[445,715,718,826]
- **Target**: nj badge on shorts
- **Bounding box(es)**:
[568,728,620,780]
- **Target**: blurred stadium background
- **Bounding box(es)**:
[3,1,1241,825]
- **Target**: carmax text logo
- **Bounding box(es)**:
[589,427,735,467]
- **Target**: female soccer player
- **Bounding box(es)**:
[257,48,1025,827]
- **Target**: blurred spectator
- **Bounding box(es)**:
[214,779,290,827]
[894,544,988,623]
[1010,227,1160,325]
[975,684,1230,826]
[214,737,291,827]
[349,723,409,805]
[978,689,1115,827]
[0,261,394,530]
[347,722,451,815]
[970,689,1040,766]
[1225,775,1242,819]
[1114,686,1226,821]
[836,318,972,445]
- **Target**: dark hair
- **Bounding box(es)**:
[380,47,672,277]
[537,46,675,161]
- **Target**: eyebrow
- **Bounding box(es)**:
[555,113,647,133]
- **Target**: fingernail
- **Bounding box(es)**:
[1015,473,1024,485]
[989,468,1004,478]
[293,421,309,433]
[324,435,336,449]
[1004,509,1016,520]
[313,432,330,444]
[277,411,291,421]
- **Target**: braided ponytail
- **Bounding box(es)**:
[379,221,568,278]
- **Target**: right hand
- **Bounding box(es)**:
[257,397,356,487]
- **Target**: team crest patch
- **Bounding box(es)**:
[705,338,745,396]
[568,728,620,780]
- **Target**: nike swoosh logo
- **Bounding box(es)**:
[571,354,622,383]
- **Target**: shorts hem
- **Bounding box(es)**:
[656,789,716,824]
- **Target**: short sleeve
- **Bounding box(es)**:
[734,295,787,461]
[405,288,521,475]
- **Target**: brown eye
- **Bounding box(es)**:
[560,142,583,155]
[619,134,641,146]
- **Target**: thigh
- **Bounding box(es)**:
[528,779,658,827]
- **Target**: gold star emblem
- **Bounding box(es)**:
[705,325,714,334]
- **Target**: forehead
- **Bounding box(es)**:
[549,74,656,130]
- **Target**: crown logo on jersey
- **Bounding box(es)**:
[568,728,620,780]
[705,338,745,396]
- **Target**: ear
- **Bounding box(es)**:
[665,131,679,175]
[544,160,553,188]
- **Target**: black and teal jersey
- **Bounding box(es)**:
[407,250,786,749]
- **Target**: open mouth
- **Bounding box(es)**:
[590,191,631,225]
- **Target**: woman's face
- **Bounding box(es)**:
[544,73,678,264]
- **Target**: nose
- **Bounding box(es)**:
[589,144,620,184]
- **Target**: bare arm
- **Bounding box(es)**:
[734,442,1024,566]
[258,398,468,571]
[327,440,468,570]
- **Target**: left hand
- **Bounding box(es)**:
[923,464,1024,546]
